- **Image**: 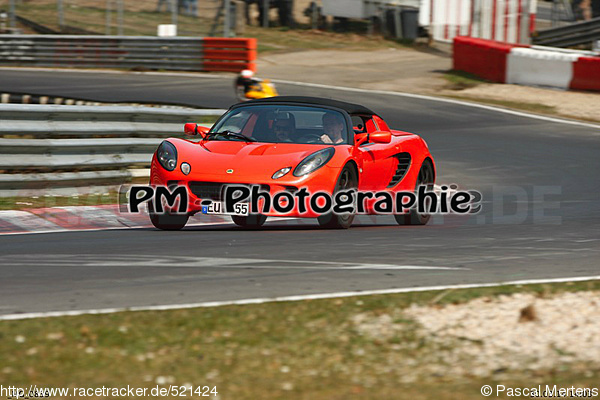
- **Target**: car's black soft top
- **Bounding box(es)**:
[236,96,376,116]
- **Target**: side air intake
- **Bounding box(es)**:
[387,153,411,188]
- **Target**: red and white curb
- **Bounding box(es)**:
[0,185,456,235]
[0,205,232,235]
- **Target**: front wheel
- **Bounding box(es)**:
[235,85,249,102]
[148,201,189,230]
[232,214,267,228]
[395,161,434,226]
[317,165,357,229]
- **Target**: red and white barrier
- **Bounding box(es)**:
[453,36,600,91]
[453,36,517,82]
[506,47,580,89]
[421,0,536,44]
[202,38,257,73]
[571,56,600,91]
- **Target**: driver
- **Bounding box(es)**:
[320,112,345,144]
[273,115,296,143]
[236,69,261,96]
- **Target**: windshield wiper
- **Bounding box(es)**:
[207,130,256,142]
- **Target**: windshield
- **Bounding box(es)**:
[209,105,350,145]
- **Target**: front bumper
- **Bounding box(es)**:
[150,160,339,218]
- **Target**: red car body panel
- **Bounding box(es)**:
[150,97,435,219]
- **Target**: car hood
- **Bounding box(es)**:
[171,139,333,179]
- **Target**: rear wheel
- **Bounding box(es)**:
[148,201,189,230]
[395,161,434,226]
[317,165,358,229]
[232,214,267,228]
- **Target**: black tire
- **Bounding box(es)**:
[236,91,248,102]
[148,201,189,231]
[317,165,358,229]
[232,214,267,228]
[234,83,249,102]
[395,161,434,226]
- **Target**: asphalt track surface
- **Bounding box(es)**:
[0,69,599,316]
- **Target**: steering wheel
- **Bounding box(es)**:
[298,134,324,144]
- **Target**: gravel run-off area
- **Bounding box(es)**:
[352,291,600,381]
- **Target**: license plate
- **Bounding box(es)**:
[201,201,249,216]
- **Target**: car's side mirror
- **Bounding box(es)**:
[370,130,392,144]
[354,130,392,146]
[184,123,210,138]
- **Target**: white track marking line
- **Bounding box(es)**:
[1,255,467,271]
[0,254,467,270]
[259,258,466,270]
[2,67,599,130]
[1,275,599,321]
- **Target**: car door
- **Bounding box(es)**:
[353,116,397,191]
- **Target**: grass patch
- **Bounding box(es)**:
[0,175,153,210]
[443,70,489,90]
[1,280,599,399]
[0,191,122,210]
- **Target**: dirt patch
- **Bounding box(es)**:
[258,47,451,93]
[350,291,600,379]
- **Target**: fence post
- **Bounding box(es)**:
[520,0,531,44]
[234,1,245,34]
[224,0,231,37]
[262,0,269,27]
[171,0,178,27]
[117,0,124,35]
[57,0,65,29]
[106,0,112,35]
[8,0,16,29]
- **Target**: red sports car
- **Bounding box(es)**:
[149,96,435,229]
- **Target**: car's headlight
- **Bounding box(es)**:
[293,148,335,177]
[272,167,291,180]
[156,141,177,171]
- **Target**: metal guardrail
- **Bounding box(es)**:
[0,35,204,70]
[532,17,600,47]
[0,35,257,72]
[0,104,224,191]
[0,104,223,138]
